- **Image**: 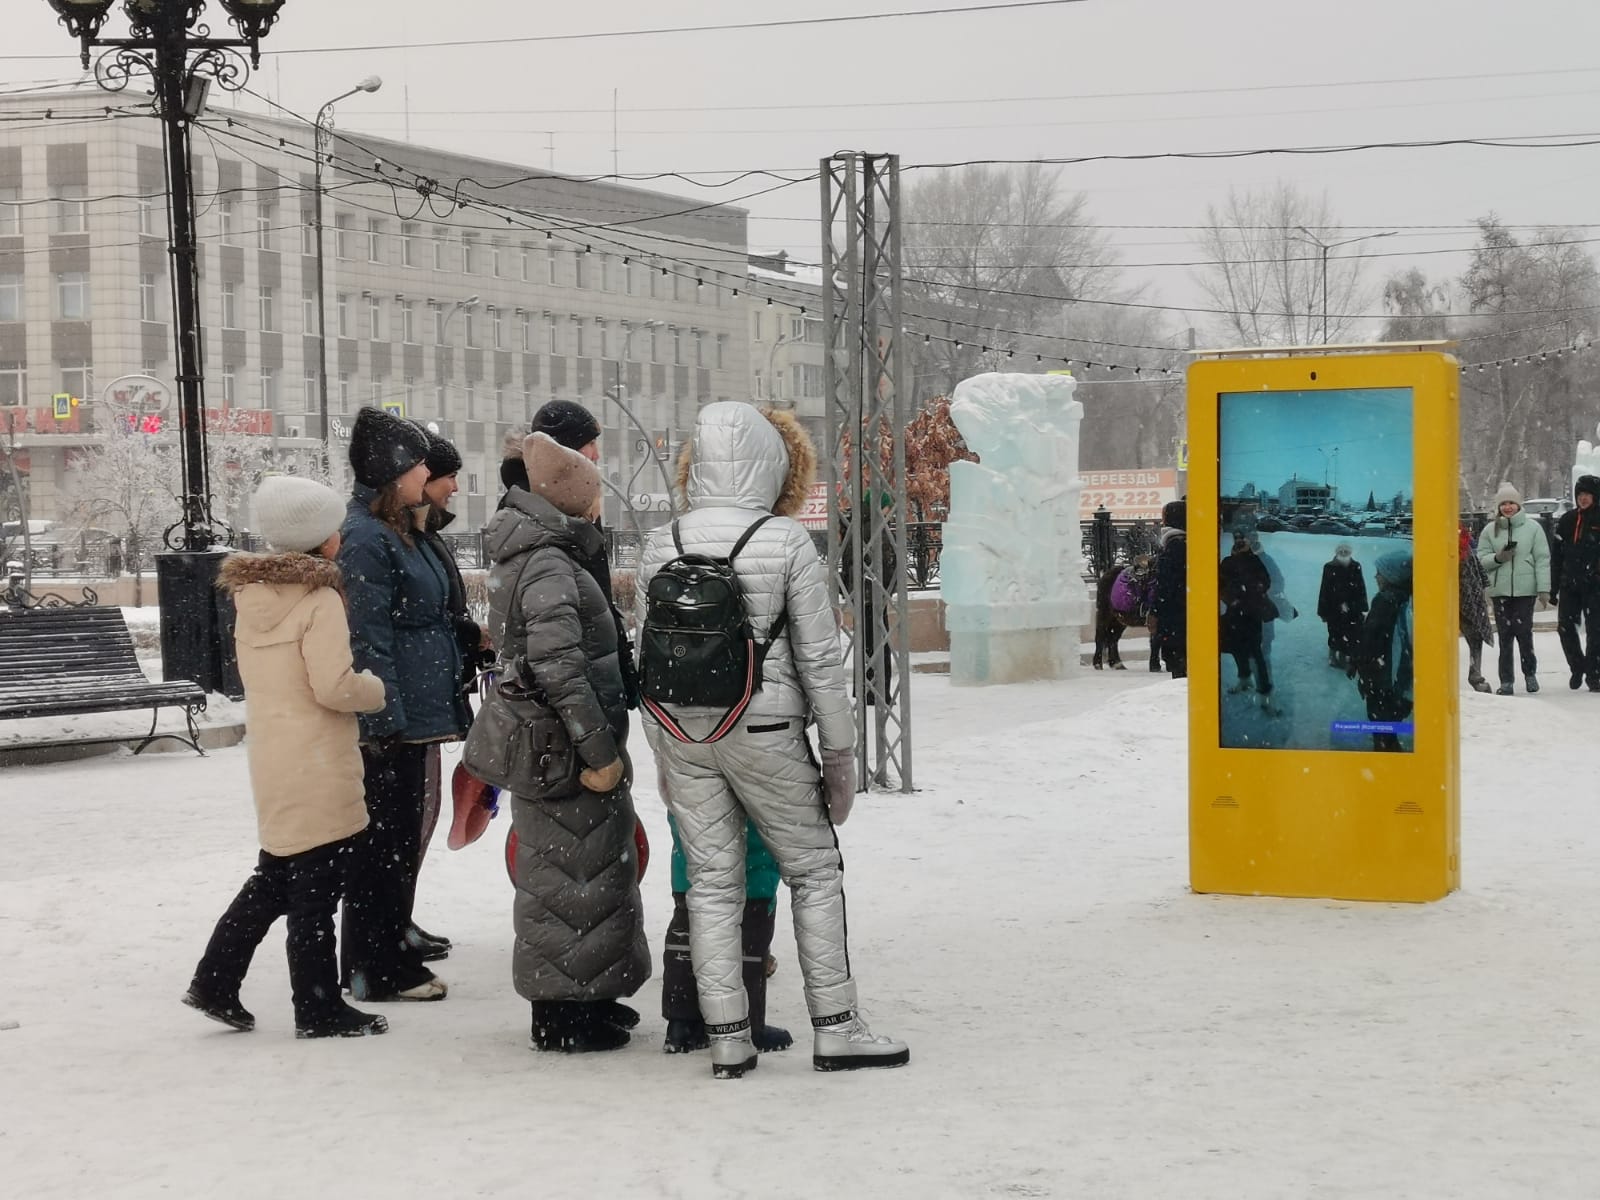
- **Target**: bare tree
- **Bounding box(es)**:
[1193,183,1372,346]
[63,428,180,605]
[903,164,1121,399]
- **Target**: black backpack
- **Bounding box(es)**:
[640,516,787,744]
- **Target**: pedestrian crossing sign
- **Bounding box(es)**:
[381,400,405,417]
[52,393,72,420]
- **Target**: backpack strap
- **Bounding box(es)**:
[730,514,786,643]
[671,519,685,556]
[728,513,776,562]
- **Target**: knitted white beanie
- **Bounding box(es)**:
[1493,482,1522,508]
[252,475,346,553]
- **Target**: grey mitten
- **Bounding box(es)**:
[820,748,857,825]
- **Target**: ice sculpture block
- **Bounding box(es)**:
[939,372,1091,685]
[1574,423,1600,498]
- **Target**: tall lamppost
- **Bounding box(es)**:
[314,75,382,472]
[603,319,675,525]
[46,0,293,694]
[1292,227,1397,344]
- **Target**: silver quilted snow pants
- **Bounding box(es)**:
[654,721,856,1027]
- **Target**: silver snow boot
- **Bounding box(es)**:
[812,1011,910,1072]
[707,1018,757,1080]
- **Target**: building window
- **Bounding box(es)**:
[0,362,24,406]
[0,273,22,322]
[404,377,416,412]
[493,241,506,279]
[336,292,351,339]
[221,364,237,405]
[51,185,87,234]
[752,311,763,342]
[219,199,236,245]
[716,334,727,370]
[334,213,353,259]
[259,368,279,410]
[257,203,276,249]
[61,361,91,400]
[672,274,683,302]
[432,227,447,271]
[137,194,157,237]
[369,380,382,408]
[367,217,383,263]
[53,273,89,321]
[368,295,383,340]
[626,259,639,296]
[492,307,504,350]
[547,248,559,287]
[521,244,532,282]
[302,288,316,333]
[463,311,476,349]
[0,187,19,235]
[435,383,446,414]
[139,273,160,322]
[694,329,705,367]
[259,285,276,332]
[435,305,448,345]
[462,233,478,275]
[400,299,416,344]
[650,325,661,363]
[496,386,511,421]
[521,311,532,352]
[574,252,588,290]
[598,319,611,359]
[303,369,318,413]
[573,317,586,358]
[547,314,559,354]
[300,212,315,256]
[220,281,237,328]
[672,326,682,366]
[338,373,351,413]
[401,222,419,267]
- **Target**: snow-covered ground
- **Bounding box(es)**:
[4,635,1598,1199]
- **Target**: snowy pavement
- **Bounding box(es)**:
[3,637,1598,1199]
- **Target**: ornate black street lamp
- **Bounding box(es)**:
[46,0,292,694]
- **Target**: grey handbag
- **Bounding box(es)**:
[460,669,581,800]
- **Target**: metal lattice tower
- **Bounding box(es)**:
[820,153,912,792]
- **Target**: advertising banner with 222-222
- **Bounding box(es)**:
[1077,469,1179,521]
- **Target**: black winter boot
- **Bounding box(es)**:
[596,1000,640,1030]
[664,1018,709,1053]
[297,1004,389,1039]
[531,1001,629,1053]
[182,986,255,1032]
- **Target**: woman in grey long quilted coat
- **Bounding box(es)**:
[484,433,650,1053]
[636,402,909,1079]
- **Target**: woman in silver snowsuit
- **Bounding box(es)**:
[636,402,909,1079]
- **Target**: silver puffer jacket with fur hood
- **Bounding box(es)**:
[634,401,853,752]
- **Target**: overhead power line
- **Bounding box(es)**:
[0,2,1089,60]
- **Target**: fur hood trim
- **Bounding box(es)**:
[218,551,344,594]
[674,404,817,517]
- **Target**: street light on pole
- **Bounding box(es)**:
[314,74,382,473]
[45,0,294,694]
[1292,227,1397,344]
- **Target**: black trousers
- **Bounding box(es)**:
[1493,595,1538,683]
[1556,584,1600,682]
[192,836,358,1024]
[662,892,776,1031]
[1229,642,1272,695]
[1326,613,1362,663]
[341,743,429,995]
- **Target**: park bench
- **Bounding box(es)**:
[0,591,206,755]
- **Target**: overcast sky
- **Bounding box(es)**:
[8,0,1599,341]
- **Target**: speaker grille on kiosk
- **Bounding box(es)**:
[1212,796,1239,809]
[1394,800,1424,815]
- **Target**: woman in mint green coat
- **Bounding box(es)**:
[1476,482,1551,695]
[660,816,791,1054]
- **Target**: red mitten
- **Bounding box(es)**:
[634,819,650,883]
[448,761,497,850]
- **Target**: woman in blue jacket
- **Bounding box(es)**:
[337,407,466,1002]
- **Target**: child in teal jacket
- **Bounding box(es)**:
[661,816,792,1053]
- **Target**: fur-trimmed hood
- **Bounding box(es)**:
[220,552,344,646]
[674,402,816,516]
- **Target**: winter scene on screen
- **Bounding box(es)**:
[1218,388,1415,752]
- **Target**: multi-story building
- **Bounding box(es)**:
[747,252,826,448]
[0,89,750,535]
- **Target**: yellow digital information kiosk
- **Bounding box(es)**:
[1186,345,1460,902]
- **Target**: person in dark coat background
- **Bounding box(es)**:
[485,432,650,1054]
[1149,499,1187,678]
[1220,535,1276,698]
[1551,475,1600,690]
[1357,551,1415,752]
[403,425,492,962]
[337,406,465,1003]
[1316,543,1369,672]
